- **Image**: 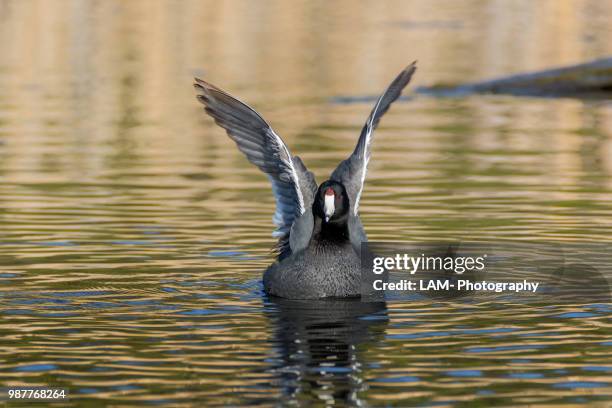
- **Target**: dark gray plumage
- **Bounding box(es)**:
[194,63,416,299]
[263,237,362,298]
[330,61,417,217]
[194,78,318,250]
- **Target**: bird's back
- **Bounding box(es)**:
[263,240,361,299]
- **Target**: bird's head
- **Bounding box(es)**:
[313,180,349,224]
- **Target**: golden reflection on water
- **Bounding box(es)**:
[0,0,611,406]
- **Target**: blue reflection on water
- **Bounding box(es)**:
[553,381,609,389]
[466,345,545,353]
[445,370,482,377]
[14,364,58,372]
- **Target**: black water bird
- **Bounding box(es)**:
[194,62,416,299]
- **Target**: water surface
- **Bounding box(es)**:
[0,0,611,406]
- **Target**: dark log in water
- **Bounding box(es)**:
[417,57,612,98]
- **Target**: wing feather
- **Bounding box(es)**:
[330,62,417,215]
[194,78,317,245]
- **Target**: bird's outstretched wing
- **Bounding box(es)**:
[330,62,417,215]
[194,78,318,247]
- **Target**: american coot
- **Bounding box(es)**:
[195,62,416,299]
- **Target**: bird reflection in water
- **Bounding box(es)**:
[263,297,388,406]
